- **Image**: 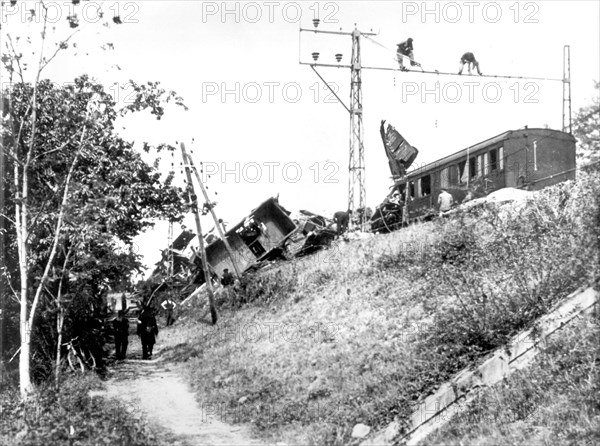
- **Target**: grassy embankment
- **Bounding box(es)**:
[159,171,600,445]
[424,313,600,446]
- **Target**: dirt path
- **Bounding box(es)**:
[99,336,265,446]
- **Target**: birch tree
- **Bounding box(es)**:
[1,1,187,396]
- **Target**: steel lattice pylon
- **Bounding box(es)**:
[348,29,366,228]
[299,24,376,231]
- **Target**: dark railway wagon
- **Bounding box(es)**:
[373,128,576,228]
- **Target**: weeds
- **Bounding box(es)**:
[424,314,600,445]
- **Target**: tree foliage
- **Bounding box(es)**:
[1,74,190,388]
[573,81,600,165]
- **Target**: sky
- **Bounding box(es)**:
[2,1,599,279]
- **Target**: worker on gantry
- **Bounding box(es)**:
[458,52,482,75]
[397,38,419,71]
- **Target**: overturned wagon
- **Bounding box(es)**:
[203,197,297,278]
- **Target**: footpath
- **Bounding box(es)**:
[99,335,263,446]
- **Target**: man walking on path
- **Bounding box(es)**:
[161,297,177,326]
[112,310,129,360]
[137,308,159,360]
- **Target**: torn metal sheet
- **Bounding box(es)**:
[380,119,419,179]
[285,209,336,257]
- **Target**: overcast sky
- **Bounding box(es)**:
[2,1,599,278]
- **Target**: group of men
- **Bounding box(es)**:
[396,37,482,75]
[111,306,159,361]
[111,295,179,361]
[111,271,241,360]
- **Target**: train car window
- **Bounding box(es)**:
[440,168,450,188]
[489,149,498,171]
[499,147,504,170]
[469,157,477,179]
[450,165,459,185]
[421,175,431,196]
[533,140,538,171]
[458,161,467,183]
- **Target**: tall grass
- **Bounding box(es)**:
[424,313,600,445]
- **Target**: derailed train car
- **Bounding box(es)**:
[202,197,297,278]
[372,127,576,231]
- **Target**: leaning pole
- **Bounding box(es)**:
[180,143,217,324]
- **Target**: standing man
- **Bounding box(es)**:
[137,308,159,360]
[458,52,482,75]
[221,268,235,287]
[437,189,455,216]
[397,38,416,71]
[112,310,129,360]
[333,210,351,236]
[161,296,177,326]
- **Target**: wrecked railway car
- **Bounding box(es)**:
[202,197,297,278]
[147,197,337,298]
[372,127,576,231]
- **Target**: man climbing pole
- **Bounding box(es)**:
[458,52,482,75]
[397,38,420,71]
[137,307,159,360]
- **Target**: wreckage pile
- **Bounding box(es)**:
[139,197,341,307]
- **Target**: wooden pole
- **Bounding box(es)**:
[185,153,242,279]
[180,143,217,324]
[0,92,6,381]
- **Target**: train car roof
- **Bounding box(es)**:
[404,128,574,179]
